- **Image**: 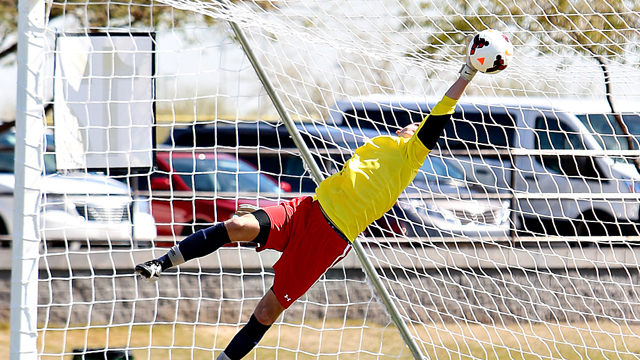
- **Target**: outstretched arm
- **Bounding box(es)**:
[397,34,480,143]
[444,75,471,101]
[403,73,472,150]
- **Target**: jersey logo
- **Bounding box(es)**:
[284,294,291,302]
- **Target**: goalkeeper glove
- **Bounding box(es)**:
[234,203,260,218]
[459,35,478,82]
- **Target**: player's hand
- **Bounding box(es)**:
[459,34,478,82]
[234,203,260,217]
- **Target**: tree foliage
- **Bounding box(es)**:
[46,0,205,30]
[0,1,198,55]
[404,0,640,61]
[1,0,278,56]
[0,0,17,40]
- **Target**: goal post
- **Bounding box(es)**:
[11,0,46,359]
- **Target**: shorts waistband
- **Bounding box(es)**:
[317,202,350,244]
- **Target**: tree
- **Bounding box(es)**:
[0,1,202,122]
[403,0,640,167]
[2,0,281,62]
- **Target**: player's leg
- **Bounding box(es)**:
[214,197,348,359]
[135,213,262,281]
[216,289,284,360]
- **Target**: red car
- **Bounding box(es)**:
[148,150,290,244]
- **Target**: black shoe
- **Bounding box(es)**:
[135,259,163,282]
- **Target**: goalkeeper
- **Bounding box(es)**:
[136,61,478,359]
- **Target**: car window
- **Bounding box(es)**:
[617,114,640,151]
[0,132,57,174]
[575,114,629,153]
[342,106,517,150]
[3,153,57,175]
[438,111,516,150]
[171,157,215,191]
[534,115,600,176]
[0,150,14,173]
[623,114,640,136]
[218,159,281,193]
[535,115,586,151]
[171,156,281,193]
[0,131,15,147]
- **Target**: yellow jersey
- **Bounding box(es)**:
[315,95,458,241]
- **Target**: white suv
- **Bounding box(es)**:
[0,172,157,249]
[0,129,156,249]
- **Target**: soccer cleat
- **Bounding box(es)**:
[135,259,163,282]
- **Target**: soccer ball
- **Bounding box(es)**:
[467,29,513,74]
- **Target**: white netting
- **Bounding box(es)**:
[11,0,640,359]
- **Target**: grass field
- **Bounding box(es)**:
[2,320,640,359]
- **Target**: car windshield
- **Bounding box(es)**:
[415,157,465,184]
[171,156,282,193]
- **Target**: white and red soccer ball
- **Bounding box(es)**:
[467,29,513,74]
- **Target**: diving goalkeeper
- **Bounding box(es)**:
[136,61,479,359]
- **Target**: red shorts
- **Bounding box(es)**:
[258,196,351,308]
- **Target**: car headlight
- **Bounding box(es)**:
[41,194,76,214]
[416,202,460,225]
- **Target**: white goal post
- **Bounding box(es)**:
[11,0,45,358]
[11,0,640,359]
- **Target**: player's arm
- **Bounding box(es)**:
[411,73,474,150]
[397,35,479,149]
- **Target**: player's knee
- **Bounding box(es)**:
[224,215,260,242]
[222,217,245,239]
[223,217,241,233]
[253,306,278,326]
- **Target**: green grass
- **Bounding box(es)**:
[2,320,640,359]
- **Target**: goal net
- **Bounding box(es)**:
[12,0,640,359]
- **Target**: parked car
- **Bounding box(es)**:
[0,129,157,249]
[146,149,290,240]
[166,121,510,240]
[166,121,377,193]
[375,156,511,239]
[329,96,640,237]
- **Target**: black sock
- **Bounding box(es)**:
[223,314,271,360]
[158,222,231,270]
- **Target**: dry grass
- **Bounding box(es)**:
[2,320,640,359]
[33,320,409,360]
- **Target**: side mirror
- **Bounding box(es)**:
[150,176,171,190]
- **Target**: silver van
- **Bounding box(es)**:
[329,96,640,237]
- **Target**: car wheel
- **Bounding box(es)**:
[576,211,618,237]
